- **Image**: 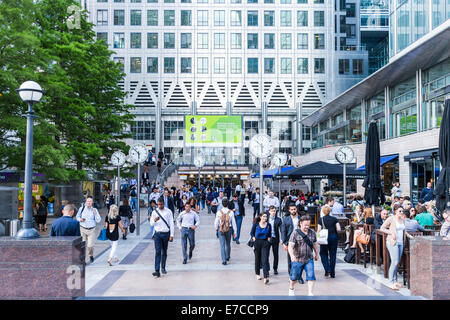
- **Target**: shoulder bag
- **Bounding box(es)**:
[155,208,171,231]
[317,217,328,245]
[296,229,314,251]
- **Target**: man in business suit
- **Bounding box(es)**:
[281,203,304,283]
[50,204,80,237]
[228,193,245,244]
[163,189,175,218]
[267,205,282,274]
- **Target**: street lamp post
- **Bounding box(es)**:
[16,81,43,239]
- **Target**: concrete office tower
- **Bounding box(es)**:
[85,0,368,163]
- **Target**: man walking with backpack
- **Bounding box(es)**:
[76,197,102,263]
[214,198,237,265]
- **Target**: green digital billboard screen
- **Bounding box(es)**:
[185,115,242,147]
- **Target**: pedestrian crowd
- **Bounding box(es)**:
[48,177,449,296]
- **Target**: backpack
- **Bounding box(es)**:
[130,189,137,197]
[219,210,231,233]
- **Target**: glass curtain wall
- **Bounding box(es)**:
[366,92,386,140]
[390,77,417,137]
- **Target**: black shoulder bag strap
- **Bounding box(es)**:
[155,208,170,231]
[296,229,314,251]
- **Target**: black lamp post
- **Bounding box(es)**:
[16,81,43,239]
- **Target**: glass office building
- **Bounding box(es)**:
[84,0,368,165]
[297,12,449,202]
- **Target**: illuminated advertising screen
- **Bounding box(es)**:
[185,115,242,147]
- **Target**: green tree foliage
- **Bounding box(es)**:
[0,0,134,181]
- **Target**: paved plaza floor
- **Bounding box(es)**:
[82,204,425,299]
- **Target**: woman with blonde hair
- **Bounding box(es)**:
[105,204,126,266]
[317,205,341,278]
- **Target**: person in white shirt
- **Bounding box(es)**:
[211,191,226,212]
[327,197,344,217]
[235,184,242,196]
[263,191,280,213]
[76,197,101,263]
[150,197,174,277]
[214,198,237,265]
[176,202,200,264]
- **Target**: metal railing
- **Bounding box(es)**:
[156,161,179,186]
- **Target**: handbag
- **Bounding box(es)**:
[317,217,328,245]
[129,223,136,233]
[247,238,255,248]
[356,233,370,245]
[97,228,107,241]
[344,247,356,263]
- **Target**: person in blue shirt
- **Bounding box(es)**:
[250,212,272,284]
[50,204,80,237]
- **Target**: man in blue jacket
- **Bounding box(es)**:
[420,182,435,202]
[50,204,80,237]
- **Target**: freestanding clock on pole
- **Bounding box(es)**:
[249,134,273,215]
[272,153,287,211]
[335,146,354,207]
[129,143,148,236]
[111,151,126,206]
[194,157,205,190]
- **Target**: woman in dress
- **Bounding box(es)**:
[105,204,126,266]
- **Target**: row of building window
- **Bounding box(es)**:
[97,0,325,4]
[131,120,296,141]
[338,59,364,75]
[97,9,326,27]
[99,32,326,50]
[116,56,326,74]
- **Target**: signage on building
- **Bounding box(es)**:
[185,115,242,147]
[179,175,187,180]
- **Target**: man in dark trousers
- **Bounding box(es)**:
[267,205,282,274]
[163,189,175,218]
[281,203,304,283]
[50,204,80,237]
[228,193,245,244]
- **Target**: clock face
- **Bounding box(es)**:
[335,146,354,164]
[194,157,205,168]
[129,144,148,163]
[111,151,126,167]
[272,153,287,167]
[249,134,273,159]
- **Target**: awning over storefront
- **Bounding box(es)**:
[252,166,295,178]
[404,148,439,162]
[356,154,399,171]
[277,161,366,179]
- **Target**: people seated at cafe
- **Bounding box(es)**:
[403,209,427,233]
[353,205,364,223]
[371,209,389,242]
[402,200,412,211]
[414,205,434,228]
[327,197,344,218]
[374,209,389,230]
[439,209,449,240]
[351,195,364,211]
[349,208,374,255]
[362,208,375,225]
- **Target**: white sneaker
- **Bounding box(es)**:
[256,275,262,280]
[288,288,295,296]
[308,292,314,296]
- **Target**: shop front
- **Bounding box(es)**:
[405,148,440,204]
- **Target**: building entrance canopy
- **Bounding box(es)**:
[356,154,399,171]
[277,161,366,179]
